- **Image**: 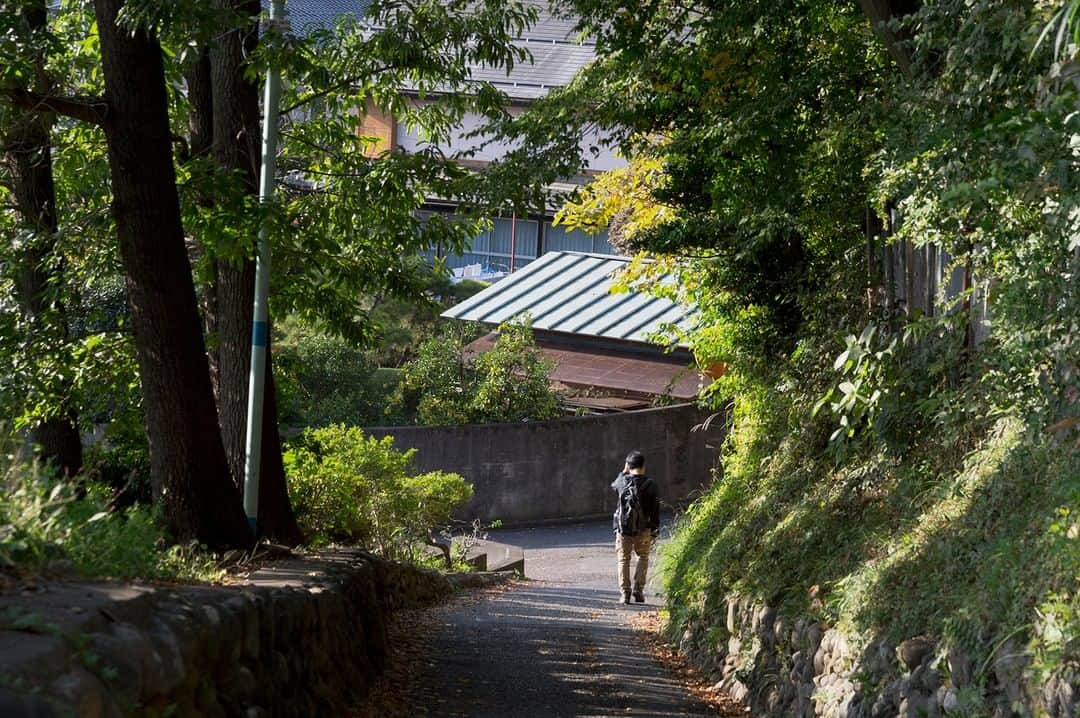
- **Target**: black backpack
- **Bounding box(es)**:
[616,474,649,536]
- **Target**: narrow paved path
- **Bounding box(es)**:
[405,519,721,717]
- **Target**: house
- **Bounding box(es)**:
[441,251,707,411]
[283,0,625,272]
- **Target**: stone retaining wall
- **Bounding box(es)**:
[676,595,1078,718]
[0,551,458,717]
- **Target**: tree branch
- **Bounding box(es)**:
[277,64,393,117]
[0,87,108,127]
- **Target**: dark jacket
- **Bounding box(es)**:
[611,471,660,536]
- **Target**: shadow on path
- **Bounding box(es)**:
[409,582,717,717]
[407,544,721,718]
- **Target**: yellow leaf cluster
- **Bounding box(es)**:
[553,156,673,250]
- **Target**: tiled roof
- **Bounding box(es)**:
[441,251,698,347]
[469,42,594,99]
[276,0,593,99]
[282,0,373,32]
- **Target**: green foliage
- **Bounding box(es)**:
[1035,0,1080,59]
[495,0,1080,701]
[662,383,1079,694]
[282,425,473,558]
[486,0,885,371]
[274,322,403,428]
[395,323,477,426]
[395,319,560,425]
[2,0,554,533]
[71,329,149,502]
[470,320,560,423]
[0,454,222,581]
[0,0,117,443]
[251,0,545,341]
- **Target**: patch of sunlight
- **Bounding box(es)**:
[829,417,1023,633]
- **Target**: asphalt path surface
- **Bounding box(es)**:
[406,518,719,717]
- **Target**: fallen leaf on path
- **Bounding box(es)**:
[628,610,747,716]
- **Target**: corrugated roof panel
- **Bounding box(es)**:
[562,284,650,336]
[520,256,622,326]
[442,251,696,347]
[519,2,589,44]
[458,253,588,323]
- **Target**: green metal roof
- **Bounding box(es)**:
[441,251,698,346]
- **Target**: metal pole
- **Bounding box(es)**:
[243,0,286,534]
[510,213,517,273]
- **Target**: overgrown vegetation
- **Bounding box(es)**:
[275,325,404,429]
[0,455,222,582]
[272,272,489,429]
[283,425,473,559]
[478,0,1080,704]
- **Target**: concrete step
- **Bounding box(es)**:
[455,538,526,575]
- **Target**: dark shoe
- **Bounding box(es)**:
[633,591,645,603]
[619,592,630,604]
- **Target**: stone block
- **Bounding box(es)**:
[726,597,739,634]
[88,624,149,710]
[947,645,974,688]
[144,619,185,698]
[0,687,60,718]
[897,636,936,672]
[49,666,106,718]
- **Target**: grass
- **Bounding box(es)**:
[0,455,224,583]
[660,383,1080,699]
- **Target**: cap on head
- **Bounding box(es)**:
[625,450,645,469]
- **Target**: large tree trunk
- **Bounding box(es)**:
[3,0,82,476]
[185,48,214,161]
[257,337,302,543]
[93,0,252,549]
[210,0,302,544]
[857,0,920,78]
[182,47,220,396]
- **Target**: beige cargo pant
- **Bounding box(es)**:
[616,531,653,596]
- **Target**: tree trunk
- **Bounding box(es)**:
[185,48,214,161]
[4,0,82,476]
[857,0,920,78]
[183,47,220,397]
[210,0,302,544]
[93,0,252,549]
[258,339,303,544]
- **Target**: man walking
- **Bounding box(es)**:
[612,450,660,604]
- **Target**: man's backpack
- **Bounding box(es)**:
[616,474,649,536]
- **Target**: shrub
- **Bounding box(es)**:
[395,318,560,425]
[470,320,560,423]
[81,409,152,506]
[275,330,401,428]
[283,424,473,559]
[0,456,222,581]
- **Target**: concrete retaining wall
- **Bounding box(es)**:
[0,552,457,718]
[366,403,725,525]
